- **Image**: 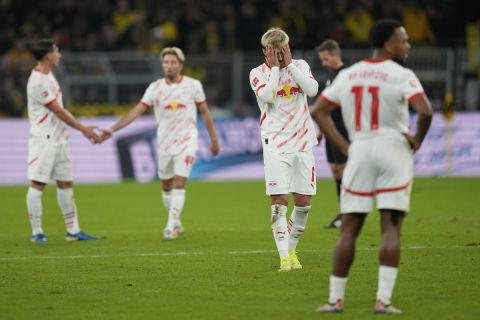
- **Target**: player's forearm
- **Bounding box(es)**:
[414,112,433,146]
[314,112,349,155]
[53,108,85,132]
[199,108,219,143]
[287,64,318,97]
[257,67,279,103]
[110,104,145,133]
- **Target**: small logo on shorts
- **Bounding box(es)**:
[268,181,277,187]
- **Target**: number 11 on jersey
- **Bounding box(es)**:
[351,86,379,131]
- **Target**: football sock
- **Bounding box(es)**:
[335,178,342,200]
[161,190,172,211]
[271,204,289,258]
[288,205,311,250]
[57,188,80,234]
[329,275,348,304]
[166,189,185,229]
[27,187,44,235]
[376,265,398,305]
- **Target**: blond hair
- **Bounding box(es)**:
[261,27,289,48]
[160,47,185,63]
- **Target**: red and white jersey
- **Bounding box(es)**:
[321,58,424,141]
[140,75,206,155]
[27,68,68,143]
[249,60,318,154]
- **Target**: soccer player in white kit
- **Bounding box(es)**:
[26,39,101,243]
[101,47,219,240]
[312,20,433,313]
[249,28,319,272]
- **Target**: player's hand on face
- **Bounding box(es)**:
[403,133,421,153]
[281,45,292,66]
[210,139,220,156]
[265,46,280,67]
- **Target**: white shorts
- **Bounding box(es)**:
[157,152,196,180]
[340,135,413,214]
[263,145,316,195]
[28,138,73,183]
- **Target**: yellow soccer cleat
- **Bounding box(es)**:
[289,249,303,270]
[278,256,292,272]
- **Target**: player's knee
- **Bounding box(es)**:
[56,180,73,189]
[271,196,288,206]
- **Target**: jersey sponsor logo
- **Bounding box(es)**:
[277,85,300,100]
[252,77,260,87]
[41,90,49,97]
[409,79,419,88]
[164,101,187,112]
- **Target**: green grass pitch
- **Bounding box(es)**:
[1,178,479,319]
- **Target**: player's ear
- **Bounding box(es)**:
[262,47,267,55]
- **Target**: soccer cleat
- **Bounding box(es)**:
[163,228,179,240]
[288,249,302,270]
[374,300,402,314]
[173,224,184,236]
[31,233,48,243]
[326,216,342,229]
[278,256,292,272]
[66,231,100,241]
[316,299,344,313]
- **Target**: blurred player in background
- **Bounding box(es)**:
[249,28,319,272]
[312,19,433,313]
[101,47,219,240]
[26,39,101,243]
[311,39,349,229]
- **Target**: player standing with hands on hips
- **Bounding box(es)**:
[312,19,433,313]
[26,39,101,243]
[249,28,319,272]
[101,47,219,240]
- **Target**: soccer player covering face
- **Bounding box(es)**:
[26,39,101,243]
[249,28,319,272]
[312,19,433,313]
[311,39,349,229]
[101,47,219,240]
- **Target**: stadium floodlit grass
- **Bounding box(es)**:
[1,178,479,319]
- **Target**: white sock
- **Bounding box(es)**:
[271,204,289,258]
[27,187,44,235]
[329,275,348,304]
[161,190,172,211]
[57,188,80,234]
[288,205,311,250]
[166,189,185,229]
[376,265,398,305]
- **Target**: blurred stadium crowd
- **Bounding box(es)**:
[0,0,478,117]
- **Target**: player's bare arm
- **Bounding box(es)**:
[45,100,101,143]
[101,102,148,142]
[309,102,324,143]
[311,99,349,155]
[197,101,220,156]
[403,94,433,152]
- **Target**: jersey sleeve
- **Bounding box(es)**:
[249,68,266,97]
[31,83,56,106]
[194,80,206,104]
[249,67,279,103]
[288,60,318,97]
[401,69,425,103]
[140,83,155,108]
[320,71,343,107]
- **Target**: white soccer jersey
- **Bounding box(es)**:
[249,60,318,154]
[140,75,206,155]
[321,58,424,141]
[27,68,68,143]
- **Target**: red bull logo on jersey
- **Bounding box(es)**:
[164,101,187,112]
[277,85,300,100]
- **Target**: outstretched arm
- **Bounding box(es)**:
[45,100,100,143]
[101,102,148,141]
[311,97,349,155]
[197,101,220,156]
